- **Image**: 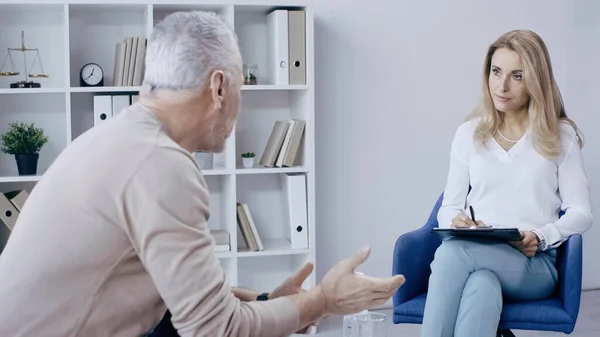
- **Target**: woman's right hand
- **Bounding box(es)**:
[451,213,485,228]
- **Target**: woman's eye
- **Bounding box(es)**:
[514,74,522,80]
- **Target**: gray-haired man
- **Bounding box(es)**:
[0,11,405,337]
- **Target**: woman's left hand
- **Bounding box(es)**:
[509,231,539,257]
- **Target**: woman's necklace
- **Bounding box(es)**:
[496,129,518,143]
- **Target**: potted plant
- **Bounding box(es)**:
[1,121,48,175]
[241,152,255,168]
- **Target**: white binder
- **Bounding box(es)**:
[266,9,289,85]
[93,95,112,126]
[288,10,306,85]
[111,95,130,116]
[281,173,308,249]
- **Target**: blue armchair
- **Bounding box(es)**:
[392,192,583,336]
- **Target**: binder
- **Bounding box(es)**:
[281,173,309,249]
[93,95,112,126]
[5,189,29,212]
[111,95,130,116]
[0,193,19,231]
[288,10,306,85]
[266,9,289,85]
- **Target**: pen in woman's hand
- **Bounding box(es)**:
[469,205,476,223]
[468,206,488,227]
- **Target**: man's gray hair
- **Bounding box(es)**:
[143,11,241,91]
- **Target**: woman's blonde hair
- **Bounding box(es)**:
[467,29,582,158]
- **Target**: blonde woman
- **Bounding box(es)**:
[421,30,593,337]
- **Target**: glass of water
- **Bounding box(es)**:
[343,311,387,337]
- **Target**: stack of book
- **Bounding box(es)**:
[236,202,264,251]
[112,36,146,87]
[210,229,231,252]
[259,119,306,168]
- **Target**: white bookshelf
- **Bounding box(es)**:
[0,0,316,298]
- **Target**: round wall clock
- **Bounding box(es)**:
[80,62,104,87]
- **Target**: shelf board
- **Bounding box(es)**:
[153,4,228,12]
[202,168,231,176]
[0,88,65,95]
[237,239,309,257]
[0,175,42,183]
[68,3,147,12]
[236,167,308,174]
[70,86,141,93]
[234,1,312,13]
[242,84,307,91]
[215,251,234,259]
[66,85,305,93]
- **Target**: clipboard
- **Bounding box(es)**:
[431,227,522,242]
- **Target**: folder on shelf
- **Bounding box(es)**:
[0,193,20,231]
[266,9,306,85]
[288,10,306,85]
[266,9,289,85]
[111,95,130,116]
[5,189,29,212]
[281,173,309,249]
[93,95,112,126]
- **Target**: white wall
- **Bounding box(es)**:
[314,0,600,303]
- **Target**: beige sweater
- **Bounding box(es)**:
[0,103,299,337]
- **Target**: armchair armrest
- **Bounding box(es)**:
[556,234,583,322]
[392,225,441,305]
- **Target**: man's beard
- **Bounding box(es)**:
[200,121,230,153]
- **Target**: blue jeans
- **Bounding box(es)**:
[421,238,558,337]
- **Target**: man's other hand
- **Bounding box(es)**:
[270,262,313,300]
[270,262,315,334]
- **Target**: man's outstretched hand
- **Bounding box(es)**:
[286,245,406,334]
[316,245,405,315]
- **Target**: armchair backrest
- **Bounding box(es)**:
[425,192,444,230]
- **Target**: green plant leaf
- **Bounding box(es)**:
[0,122,49,155]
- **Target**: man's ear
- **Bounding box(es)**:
[209,70,225,107]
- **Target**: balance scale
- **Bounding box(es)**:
[0,30,49,88]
